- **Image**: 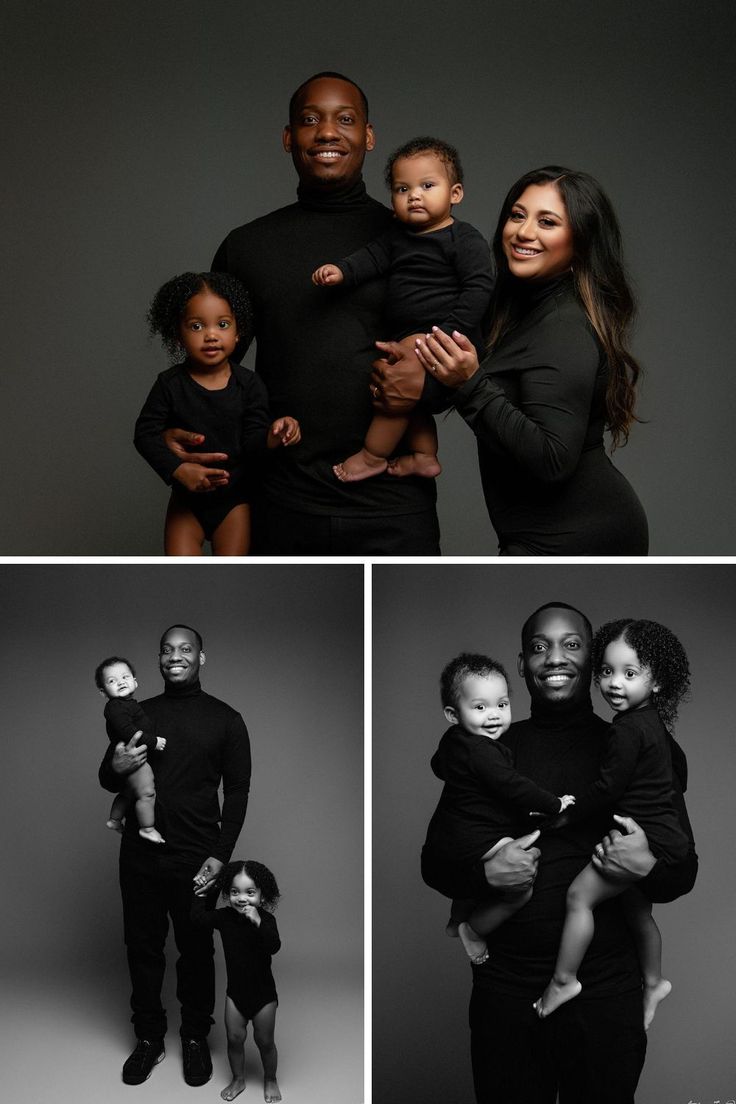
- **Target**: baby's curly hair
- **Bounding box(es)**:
[440,653,510,710]
[384,136,464,189]
[94,655,135,689]
[592,618,691,727]
[217,860,280,911]
[148,271,255,360]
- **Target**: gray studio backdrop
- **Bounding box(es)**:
[373,564,736,1104]
[0,564,363,1100]
[2,0,735,554]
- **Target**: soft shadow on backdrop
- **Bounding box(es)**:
[373,563,735,1104]
[0,565,363,1104]
[2,0,735,553]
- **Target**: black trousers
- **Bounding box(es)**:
[260,502,441,556]
[469,987,646,1104]
[119,850,215,1040]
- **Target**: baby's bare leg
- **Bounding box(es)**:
[333,413,408,482]
[456,838,515,963]
[127,764,165,843]
[387,411,441,478]
[164,496,206,556]
[222,997,247,1101]
[107,792,128,831]
[253,1002,280,1102]
[446,897,474,937]
[535,861,625,1017]
[621,887,671,1029]
[211,505,251,557]
[459,888,532,964]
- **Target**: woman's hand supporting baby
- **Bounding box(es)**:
[415,327,480,389]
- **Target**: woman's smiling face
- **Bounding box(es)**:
[502,182,574,281]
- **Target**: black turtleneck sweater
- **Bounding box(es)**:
[473,696,696,997]
[453,275,649,555]
[212,179,437,516]
[99,679,251,869]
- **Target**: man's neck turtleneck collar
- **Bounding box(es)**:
[529,691,595,729]
[297,176,369,212]
[163,678,202,699]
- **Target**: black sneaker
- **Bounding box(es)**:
[181,1037,212,1086]
[121,1038,165,1084]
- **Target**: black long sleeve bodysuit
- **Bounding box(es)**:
[338,219,493,359]
[134,362,272,539]
[104,697,158,754]
[468,696,697,1104]
[422,724,561,887]
[453,275,649,555]
[212,179,437,522]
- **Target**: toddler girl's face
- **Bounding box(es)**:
[446,672,511,740]
[100,662,137,700]
[390,152,463,234]
[179,289,239,371]
[598,637,659,713]
[228,871,263,913]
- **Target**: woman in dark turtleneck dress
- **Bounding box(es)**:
[416,166,649,555]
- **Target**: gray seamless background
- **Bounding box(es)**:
[373,564,736,1104]
[2,0,735,553]
[0,565,363,1102]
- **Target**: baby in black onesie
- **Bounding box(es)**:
[192,860,281,1103]
[95,656,166,844]
[312,137,493,483]
[136,271,301,556]
[422,653,574,964]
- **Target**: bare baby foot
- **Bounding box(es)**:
[139,827,166,844]
[458,921,489,965]
[533,977,582,1018]
[333,449,388,482]
[264,1076,282,1102]
[221,1077,245,1101]
[387,453,442,478]
[643,978,671,1030]
[106,818,124,833]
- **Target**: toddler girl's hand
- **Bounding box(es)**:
[242,904,261,926]
[156,737,167,751]
[268,416,301,448]
[312,263,344,286]
[559,795,576,811]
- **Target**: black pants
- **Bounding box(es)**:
[260,502,441,555]
[119,851,215,1040]
[469,987,646,1104]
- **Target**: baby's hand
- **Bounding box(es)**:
[559,795,576,811]
[268,416,302,449]
[312,263,344,286]
[156,737,167,752]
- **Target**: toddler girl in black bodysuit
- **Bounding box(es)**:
[192,860,281,1103]
[135,271,301,556]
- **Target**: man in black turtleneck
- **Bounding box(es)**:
[98,625,251,1088]
[163,71,440,555]
[469,603,697,1104]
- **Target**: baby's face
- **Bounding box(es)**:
[598,637,659,714]
[228,872,263,913]
[390,152,463,234]
[446,672,511,739]
[100,662,137,700]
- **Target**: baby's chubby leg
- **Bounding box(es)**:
[127,763,165,844]
[333,414,407,482]
[387,410,442,478]
[164,496,206,556]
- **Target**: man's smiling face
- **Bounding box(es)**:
[283,75,374,190]
[518,606,591,707]
[159,627,204,687]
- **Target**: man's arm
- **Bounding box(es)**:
[214,712,252,864]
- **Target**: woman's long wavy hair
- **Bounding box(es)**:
[488,166,642,449]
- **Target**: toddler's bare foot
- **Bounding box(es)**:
[106,818,124,833]
[333,449,388,482]
[533,977,582,1018]
[387,452,442,478]
[643,978,671,1030]
[458,922,489,965]
[139,826,166,844]
[221,1077,245,1101]
[264,1076,282,1102]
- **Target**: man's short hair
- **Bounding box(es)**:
[288,71,369,123]
[159,625,204,651]
[520,603,593,648]
[94,656,135,689]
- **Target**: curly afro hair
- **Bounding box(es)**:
[94,655,135,690]
[592,618,691,727]
[384,136,464,189]
[217,860,280,911]
[440,653,510,710]
[148,271,254,361]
